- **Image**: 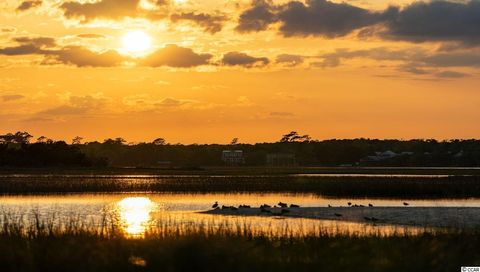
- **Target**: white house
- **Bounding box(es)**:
[221,150,245,165]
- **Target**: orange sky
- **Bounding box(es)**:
[1,0,480,144]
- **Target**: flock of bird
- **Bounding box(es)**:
[211,201,301,214]
[211,201,411,222]
[329,201,410,221]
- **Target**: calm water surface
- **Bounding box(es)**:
[1,192,479,237]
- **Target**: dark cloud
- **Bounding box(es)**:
[1,95,25,102]
[435,71,469,78]
[236,0,277,33]
[317,47,423,67]
[76,34,107,39]
[140,44,212,67]
[16,0,42,12]
[318,47,478,78]
[222,51,269,67]
[0,36,55,56]
[60,0,141,22]
[420,52,480,68]
[276,54,304,66]
[237,0,389,37]
[277,0,390,38]
[0,44,45,56]
[45,46,127,67]
[13,37,56,47]
[383,1,480,44]
[398,64,430,75]
[0,36,55,57]
[323,47,480,69]
[0,37,127,67]
[170,12,227,34]
[237,0,480,44]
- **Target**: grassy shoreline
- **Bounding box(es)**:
[0,173,480,198]
[1,222,479,272]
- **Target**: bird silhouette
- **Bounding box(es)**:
[278,202,288,208]
[348,202,352,206]
[368,203,373,207]
[212,201,218,208]
[290,204,300,208]
[403,202,409,206]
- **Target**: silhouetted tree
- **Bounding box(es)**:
[279,131,311,143]
[0,131,32,144]
[72,136,83,145]
[103,138,126,145]
[152,138,166,145]
[0,132,104,167]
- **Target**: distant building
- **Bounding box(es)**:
[360,150,413,163]
[266,153,296,167]
[221,150,245,165]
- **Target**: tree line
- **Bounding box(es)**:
[1,131,480,168]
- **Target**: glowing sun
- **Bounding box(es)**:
[121,31,152,55]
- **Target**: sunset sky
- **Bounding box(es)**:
[1,0,480,144]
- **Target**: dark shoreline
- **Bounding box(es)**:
[4,166,480,175]
[0,168,479,198]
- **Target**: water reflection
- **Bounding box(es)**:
[1,193,479,238]
[116,197,156,237]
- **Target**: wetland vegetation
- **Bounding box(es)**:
[1,215,480,272]
[1,173,480,198]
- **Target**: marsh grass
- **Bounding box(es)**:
[0,214,479,272]
[1,174,480,198]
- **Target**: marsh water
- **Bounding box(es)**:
[1,174,480,237]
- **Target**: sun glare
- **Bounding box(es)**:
[116,197,155,237]
[121,31,152,56]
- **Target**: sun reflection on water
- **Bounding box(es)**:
[0,193,467,238]
[116,197,156,237]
